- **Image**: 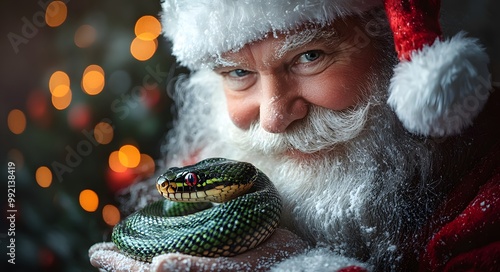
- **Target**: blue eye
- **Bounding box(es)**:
[297,51,321,63]
[228,69,250,77]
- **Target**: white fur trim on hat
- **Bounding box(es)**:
[387,32,491,137]
[161,0,382,70]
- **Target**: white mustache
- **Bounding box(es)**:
[229,103,371,155]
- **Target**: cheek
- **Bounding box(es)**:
[224,90,259,130]
[302,62,374,110]
[299,74,363,110]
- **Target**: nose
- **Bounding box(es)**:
[259,75,308,133]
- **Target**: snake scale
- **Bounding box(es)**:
[111,158,282,262]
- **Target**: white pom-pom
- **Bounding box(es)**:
[387,32,491,137]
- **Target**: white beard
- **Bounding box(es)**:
[164,68,440,268]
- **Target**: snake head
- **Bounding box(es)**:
[156,168,202,198]
[156,158,258,203]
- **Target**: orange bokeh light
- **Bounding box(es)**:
[79,189,99,212]
[94,122,114,145]
[82,65,105,95]
[45,1,67,27]
[51,88,72,110]
[7,109,27,135]
[130,37,157,61]
[36,166,52,188]
[109,151,127,173]
[102,204,121,226]
[118,145,141,168]
[49,71,70,97]
[51,85,70,98]
[135,15,162,41]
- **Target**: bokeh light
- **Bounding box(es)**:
[106,168,137,193]
[45,1,67,27]
[49,70,72,110]
[51,88,72,110]
[36,166,53,188]
[135,153,155,177]
[49,71,70,97]
[7,149,24,170]
[94,121,114,144]
[79,189,99,212]
[67,104,91,130]
[52,85,70,98]
[118,144,141,168]
[102,204,121,226]
[38,248,56,270]
[130,37,157,61]
[134,15,161,40]
[3,2,182,271]
[27,90,49,121]
[8,109,27,134]
[74,24,97,48]
[108,151,127,173]
[82,64,105,95]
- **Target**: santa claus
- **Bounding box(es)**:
[89,0,500,271]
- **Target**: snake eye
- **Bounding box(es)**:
[184,173,198,187]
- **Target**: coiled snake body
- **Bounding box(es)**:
[112,158,282,262]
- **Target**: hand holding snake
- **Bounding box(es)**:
[111,158,284,262]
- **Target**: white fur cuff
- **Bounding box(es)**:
[271,248,369,272]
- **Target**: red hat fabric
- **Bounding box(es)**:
[385,0,443,61]
[384,0,491,136]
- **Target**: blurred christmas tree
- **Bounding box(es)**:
[1,1,186,271]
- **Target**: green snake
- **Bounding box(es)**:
[111,158,282,262]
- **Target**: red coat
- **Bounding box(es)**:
[341,91,500,272]
[420,143,500,271]
[417,88,500,271]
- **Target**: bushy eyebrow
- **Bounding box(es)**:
[275,28,341,59]
[211,27,341,70]
[212,57,240,70]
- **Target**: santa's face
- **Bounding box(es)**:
[214,17,378,135]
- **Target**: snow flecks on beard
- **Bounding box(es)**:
[226,101,434,268]
[163,68,438,269]
[254,102,435,269]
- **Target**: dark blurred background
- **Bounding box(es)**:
[0,1,186,271]
[0,1,498,271]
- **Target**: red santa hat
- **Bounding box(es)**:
[161,0,491,137]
